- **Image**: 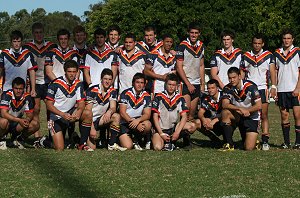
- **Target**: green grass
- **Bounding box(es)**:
[0,103,299,198]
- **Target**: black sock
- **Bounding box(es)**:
[262,135,269,143]
[99,128,107,142]
[281,123,290,145]
[181,130,191,146]
[295,125,300,144]
[222,122,234,146]
[145,132,151,143]
[133,132,142,144]
[68,123,75,140]
[109,125,120,146]
[79,122,91,145]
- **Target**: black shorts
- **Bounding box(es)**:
[181,84,201,101]
[36,84,48,99]
[277,92,300,109]
[120,123,132,135]
[8,121,18,132]
[259,89,269,104]
[93,116,109,131]
[200,121,223,136]
[48,118,70,136]
[238,117,259,133]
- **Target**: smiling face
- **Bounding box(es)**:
[188,29,200,44]
[74,32,87,45]
[108,30,120,46]
[101,74,113,90]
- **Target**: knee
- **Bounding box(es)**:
[81,109,92,121]
[153,143,163,151]
[186,123,196,133]
[111,113,120,122]
[0,119,9,129]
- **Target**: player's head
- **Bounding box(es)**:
[162,34,173,52]
[187,22,201,43]
[227,67,241,87]
[221,30,235,49]
[12,77,26,98]
[101,68,113,89]
[73,25,87,45]
[281,29,294,48]
[94,28,106,48]
[31,22,44,43]
[64,60,78,82]
[165,73,179,94]
[206,79,220,96]
[252,33,265,53]
[124,33,136,51]
[132,73,146,92]
[144,25,157,46]
[57,29,70,49]
[10,30,23,51]
[107,25,121,46]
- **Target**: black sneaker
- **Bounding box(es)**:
[280,143,291,149]
[293,144,300,150]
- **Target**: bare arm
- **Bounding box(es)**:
[45,65,57,81]
[153,113,164,135]
[211,67,224,89]
[28,69,36,97]
[119,104,133,123]
[199,57,205,91]
[173,112,187,135]
[111,65,118,86]
[83,68,91,86]
[144,63,166,81]
[176,59,190,86]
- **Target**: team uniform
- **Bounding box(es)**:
[46,76,85,135]
[210,48,242,85]
[73,44,88,82]
[145,48,176,93]
[118,49,146,94]
[222,80,261,133]
[241,50,275,103]
[24,41,56,98]
[0,48,37,91]
[136,40,162,55]
[274,45,300,108]
[176,38,205,99]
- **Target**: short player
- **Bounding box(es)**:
[210,30,242,89]
[152,73,196,151]
[85,68,126,151]
[0,77,39,149]
[119,73,152,150]
[273,29,300,149]
[240,34,276,150]
[46,60,92,151]
[220,67,262,151]
[176,22,205,121]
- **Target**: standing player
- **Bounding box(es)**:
[107,25,121,50]
[152,74,196,151]
[0,77,39,149]
[119,73,152,150]
[241,34,276,150]
[220,67,262,151]
[46,60,92,151]
[274,29,300,149]
[210,30,243,89]
[176,22,205,121]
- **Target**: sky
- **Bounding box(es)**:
[0,0,102,19]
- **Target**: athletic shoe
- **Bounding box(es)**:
[33,136,46,148]
[280,143,291,149]
[98,140,106,148]
[262,143,270,151]
[108,143,127,151]
[145,141,151,150]
[219,143,234,151]
[13,140,26,149]
[0,141,7,150]
[78,144,94,152]
[293,144,300,150]
[133,143,143,151]
[255,140,261,150]
[163,142,175,151]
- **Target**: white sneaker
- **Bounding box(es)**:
[145,141,151,150]
[0,141,7,150]
[108,143,127,151]
[262,143,270,151]
[13,140,26,149]
[134,143,143,151]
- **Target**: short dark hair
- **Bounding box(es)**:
[101,68,113,79]
[57,29,70,40]
[252,33,265,43]
[207,79,220,88]
[188,22,201,32]
[12,77,25,87]
[162,34,173,41]
[221,30,235,40]
[73,25,86,35]
[227,67,240,75]
[107,25,121,35]
[94,28,106,37]
[64,60,78,71]
[32,22,44,32]
[281,28,294,38]
[165,73,179,84]
[10,30,23,41]
[125,33,136,42]
[132,73,145,85]
[144,25,156,34]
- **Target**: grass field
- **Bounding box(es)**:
[0,102,299,198]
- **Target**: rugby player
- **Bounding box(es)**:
[107,25,121,50]
[136,25,162,55]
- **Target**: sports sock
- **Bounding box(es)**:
[295,125,300,144]
[99,128,107,142]
[109,125,120,146]
[261,135,269,143]
[79,122,91,145]
[281,122,290,145]
[68,122,75,140]
[221,122,234,146]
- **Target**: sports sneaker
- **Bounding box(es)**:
[145,141,151,150]
[255,140,261,150]
[0,141,7,150]
[293,144,300,150]
[163,142,175,151]
[78,144,94,152]
[133,143,143,151]
[280,143,291,149]
[13,140,26,149]
[33,136,46,148]
[108,143,127,151]
[219,143,234,151]
[262,142,270,151]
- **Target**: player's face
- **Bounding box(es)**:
[65,68,78,82]
[188,29,200,44]
[222,36,234,49]
[133,78,145,93]
[282,34,294,48]
[33,28,44,44]
[108,30,120,45]
[207,83,218,96]
[163,37,173,51]
[95,34,106,48]
[58,35,69,50]
[165,80,177,95]
[228,72,241,87]
[74,32,87,45]
[12,84,25,98]
[101,74,113,89]
[144,30,156,46]
[252,38,264,53]
[11,38,22,51]
[124,38,136,51]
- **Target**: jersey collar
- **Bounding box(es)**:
[186,38,200,47]
[250,49,264,57]
[279,45,295,53]
[221,47,235,54]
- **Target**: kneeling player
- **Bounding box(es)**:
[46,60,92,151]
[152,73,196,151]
[220,67,262,151]
[119,73,152,150]
[0,77,39,149]
[85,68,126,151]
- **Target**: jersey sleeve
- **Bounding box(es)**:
[110,89,118,101]
[83,53,92,70]
[46,82,57,101]
[85,87,94,104]
[119,91,128,105]
[28,52,38,71]
[249,84,261,102]
[175,44,184,61]
[76,82,85,102]
[151,95,160,113]
[111,51,119,67]
[144,95,151,108]
[145,53,155,66]
[179,97,189,115]
[240,54,247,71]
[0,52,4,69]
[269,53,275,65]
[24,95,34,113]
[210,53,218,67]
[0,92,10,110]
[44,50,54,67]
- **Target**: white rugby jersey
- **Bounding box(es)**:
[176,38,205,85]
[136,40,162,55]
[241,50,275,90]
[118,49,146,94]
[274,45,300,92]
[210,47,242,85]
[0,48,37,91]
